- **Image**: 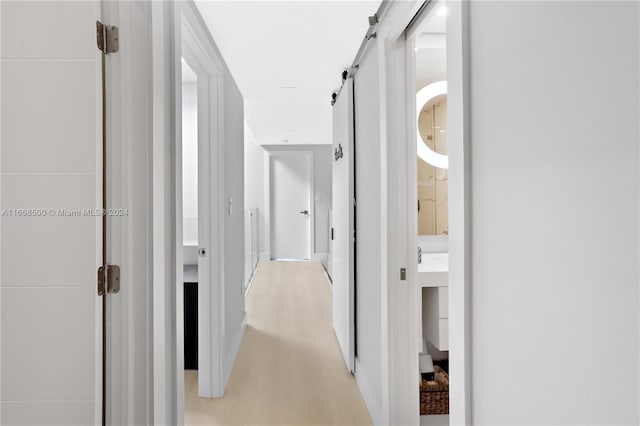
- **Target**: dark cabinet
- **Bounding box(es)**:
[184,281,198,370]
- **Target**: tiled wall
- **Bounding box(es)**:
[1,2,100,424]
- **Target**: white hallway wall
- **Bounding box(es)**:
[244,127,332,269]
[221,55,246,370]
[244,124,265,264]
[468,2,639,424]
[0,2,101,424]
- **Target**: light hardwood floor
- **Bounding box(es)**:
[185,260,372,426]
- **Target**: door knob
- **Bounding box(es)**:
[300,210,309,215]
[198,247,207,257]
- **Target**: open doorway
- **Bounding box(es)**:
[175,12,225,404]
[181,58,199,371]
[160,4,246,422]
[401,0,470,424]
[410,4,450,424]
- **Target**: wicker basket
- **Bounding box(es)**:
[419,366,449,415]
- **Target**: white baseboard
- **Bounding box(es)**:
[420,414,449,426]
[223,314,247,389]
[259,251,268,261]
[355,358,385,426]
[311,252,328,268]
[244,260,264,297]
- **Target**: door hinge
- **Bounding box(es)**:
[97,266,105,296]
[97,264,121,295]
[96,21,119,54]
[331,227,334,241]
[107,264,120,293]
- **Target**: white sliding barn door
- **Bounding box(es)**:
[331,79,355,372]
[0,1,102,425]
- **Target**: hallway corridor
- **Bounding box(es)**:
[185,261,372,425]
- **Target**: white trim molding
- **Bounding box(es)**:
[103,1,155,424]
[174,0,229,401]
[310,252,328,267]
[223,314,247,388]
[151,1,180,423]
[244,259,264,298]
[444,1,472,424]
[355,359,385,426]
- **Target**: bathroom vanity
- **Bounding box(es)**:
[418,251,449,425]
[419,252,449,352]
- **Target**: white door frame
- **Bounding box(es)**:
[373,0,471,424]
[405,3,472,424]
[150,2,228,423]
[102,1,155,424]
[173,0,226,401]
[445,3,472,422]
[150,1,179,423]
[264,150,315,261]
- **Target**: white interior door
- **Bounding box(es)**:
[195,59,214,398]
[0,1,102,424]
[270,152,312,260]
[331,80,355,372]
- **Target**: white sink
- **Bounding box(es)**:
[418,252,448,287]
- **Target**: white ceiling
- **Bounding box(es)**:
[195,1,380,145]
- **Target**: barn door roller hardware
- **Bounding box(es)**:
[330,1,390,104]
